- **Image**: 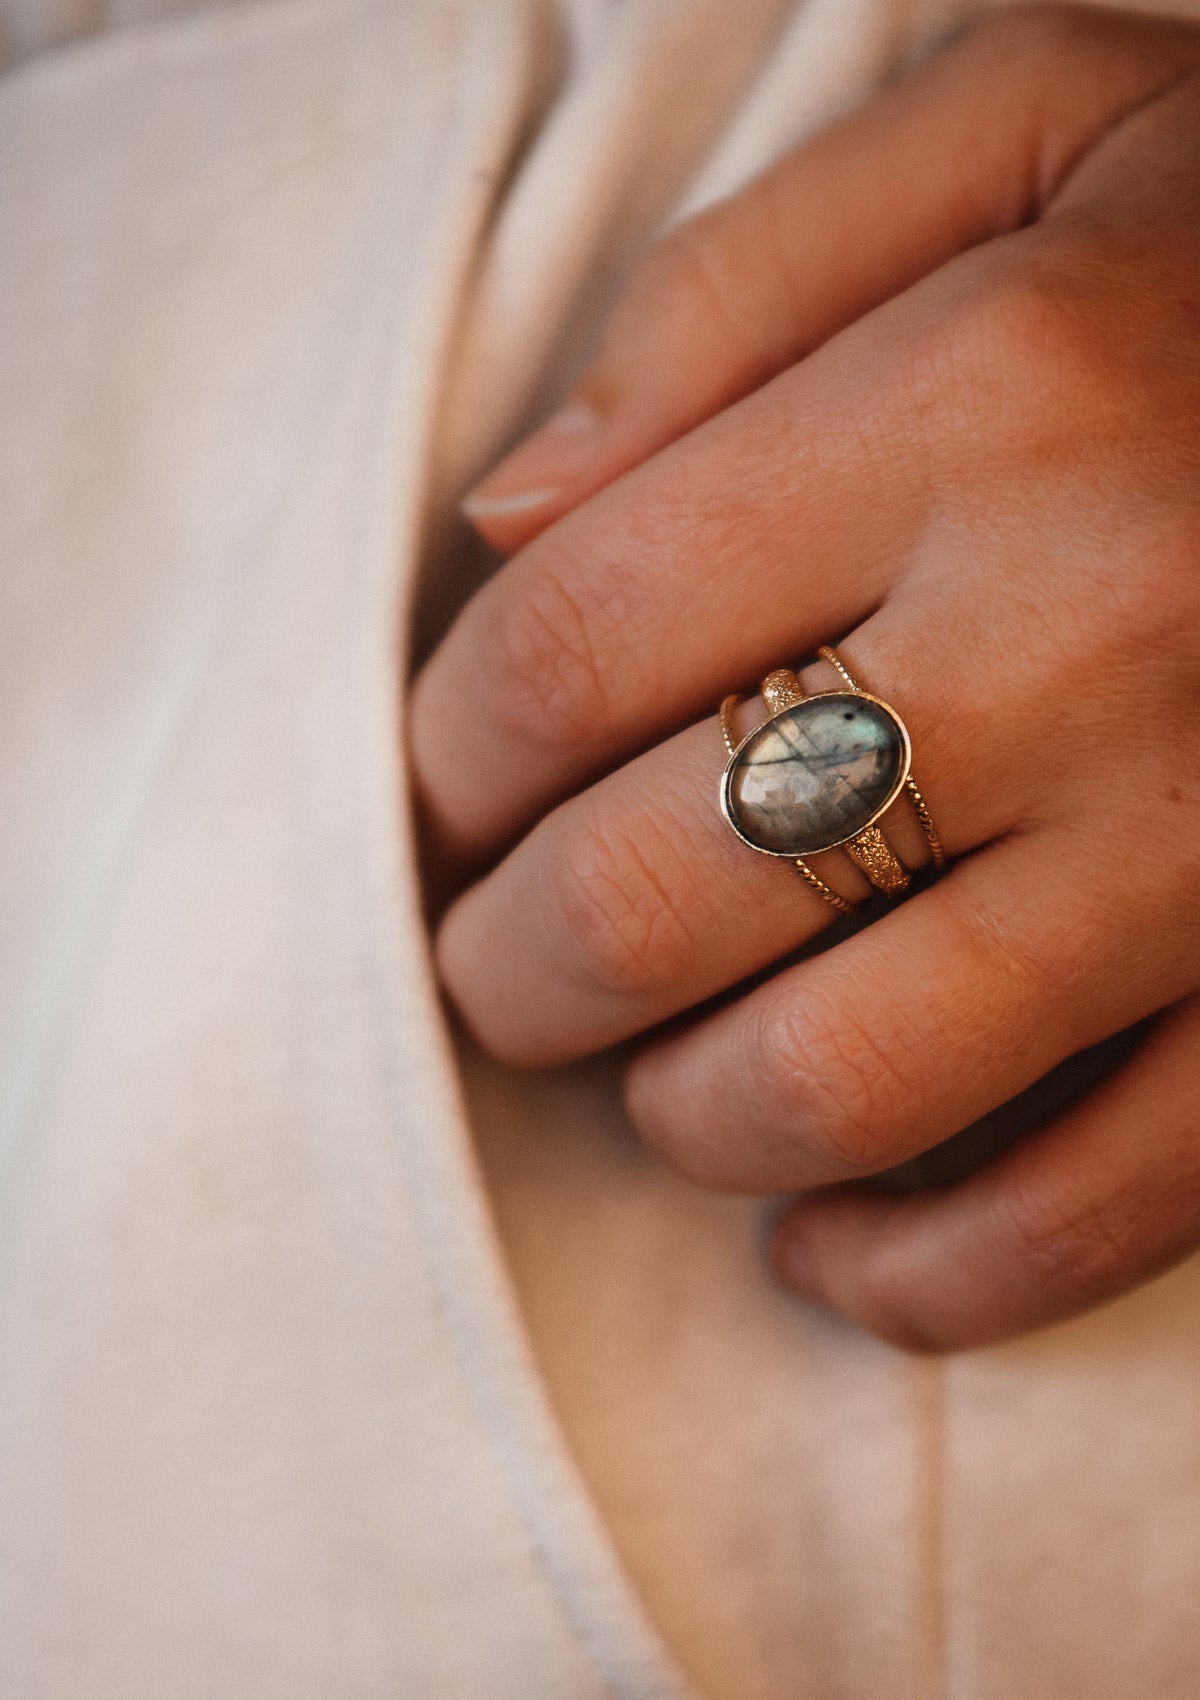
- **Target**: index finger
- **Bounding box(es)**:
[461,6,1200,555]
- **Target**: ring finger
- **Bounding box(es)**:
[436,617,1029,1067]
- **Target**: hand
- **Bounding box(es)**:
[410,4,1200,1351]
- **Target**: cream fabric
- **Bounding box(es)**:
[3,2,1200,1697]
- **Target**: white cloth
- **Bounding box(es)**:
[3,2,1200,1696]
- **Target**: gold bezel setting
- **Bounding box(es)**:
[719,688,913,860]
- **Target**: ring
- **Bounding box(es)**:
[718,645,945,915]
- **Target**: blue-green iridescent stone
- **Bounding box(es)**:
[724,693,907,856]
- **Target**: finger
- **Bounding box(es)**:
[771,994,1200,1351]
[623,830,1200,1194]
[461,5,1200,552]
[434,674,950,1067]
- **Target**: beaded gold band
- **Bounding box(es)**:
[718,646,944,913]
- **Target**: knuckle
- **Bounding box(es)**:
[1000,1179,1130,1298]
[901,231,1200,504]
[551,810,704,1001]
[950,891,1055,1006]
[631,219,763,364]
[941,258,1117,430]
[940,886,1096,1056]
[756,997,919,1176]
[490,566,621,753]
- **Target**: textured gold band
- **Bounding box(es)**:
[842,824,911,895]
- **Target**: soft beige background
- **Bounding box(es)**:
[3,2,1200,1696]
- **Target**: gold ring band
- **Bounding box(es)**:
[718,646,944,913]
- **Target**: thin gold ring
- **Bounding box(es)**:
[718,646,945,913]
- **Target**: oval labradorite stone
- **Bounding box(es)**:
[724,693,908,856]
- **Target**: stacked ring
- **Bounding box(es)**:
[718,645,944,915]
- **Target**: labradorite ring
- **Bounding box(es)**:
[718,645,945,915]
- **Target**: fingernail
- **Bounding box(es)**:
[459,486,562,519]
[461,397,600,521]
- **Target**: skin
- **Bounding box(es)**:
[409,3,1200,1352]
